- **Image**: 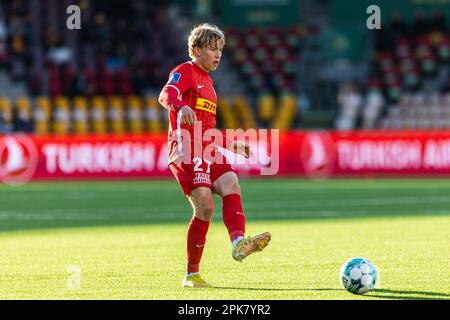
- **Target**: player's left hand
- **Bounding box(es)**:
[229,141,253,159]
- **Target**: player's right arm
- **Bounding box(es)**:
[158,64,197,125]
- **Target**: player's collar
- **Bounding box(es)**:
[191,60,209,75]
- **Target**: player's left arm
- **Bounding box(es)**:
[215,109,252,158]
[226,139,253,159]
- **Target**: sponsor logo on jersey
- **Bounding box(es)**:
[193,172,211,184]
[168,72,181,84]
[196,98,217,115]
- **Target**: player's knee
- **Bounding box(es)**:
[224,177,241,196]
[215,173,241,197]
[229,180,241,195]
[189,187,215,220]
[198,198,214,220]
[193,193,214,220]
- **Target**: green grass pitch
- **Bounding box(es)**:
[0,178,449,300]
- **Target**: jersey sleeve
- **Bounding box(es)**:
[164,64,192,98]
[159,63,193,113]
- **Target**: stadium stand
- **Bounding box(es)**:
[365,11,450,130]
[225,25,303,129]
[0,0,306,134]
[2,1,447,133]
[332,11,450,130]
[225,26,303,96]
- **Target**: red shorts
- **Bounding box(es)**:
[169,157,236,195]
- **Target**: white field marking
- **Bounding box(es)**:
[1,198,449,222]
[0,207,183,221]
[0,194,405,209]
[0,190,178,203]
[0,209,335,221]
[0,210,326,221]
[0,208,339,221]
[0,211,110,220]
[247,209,450,217]
[243,183,450,190]
[249,211,341,218]
[0,190,178,201]
[0,203,187,214]
[0,187,176,192]
[0,184,178,192]
[0,212,181,221]
[244,196,450,209]
[3,207,448,222]
[0,192,97,201]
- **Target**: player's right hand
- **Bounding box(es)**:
[180,105,197,126]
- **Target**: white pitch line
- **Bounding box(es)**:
[244,196,450,209]
[0,195,449,222]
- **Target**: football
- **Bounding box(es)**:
[339,257,378,294]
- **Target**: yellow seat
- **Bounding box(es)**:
[73,96,89,134]
[0,97,12,116]
[108,96,125,134]
[234,96,256,129]
[0,97,13,132]
[257,93,275,126]
[271,93,297,129]
[146,96,161,133]
[34,97,52,135]
[91,96,107,134]
[13,97,33,132]
[16,97,32,114]
[127,95,143,134]
[52,96,71,135]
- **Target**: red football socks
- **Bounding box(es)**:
[222,194,246,241]
[186,216,210,274]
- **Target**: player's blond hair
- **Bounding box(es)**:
[188,23,225,59]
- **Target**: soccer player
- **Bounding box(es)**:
[158,23,271,288]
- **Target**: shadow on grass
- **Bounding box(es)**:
[366,289,450,300]
[1,179,450,233]
[211,287,449,300]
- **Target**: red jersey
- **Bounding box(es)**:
[160,61,218,164]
